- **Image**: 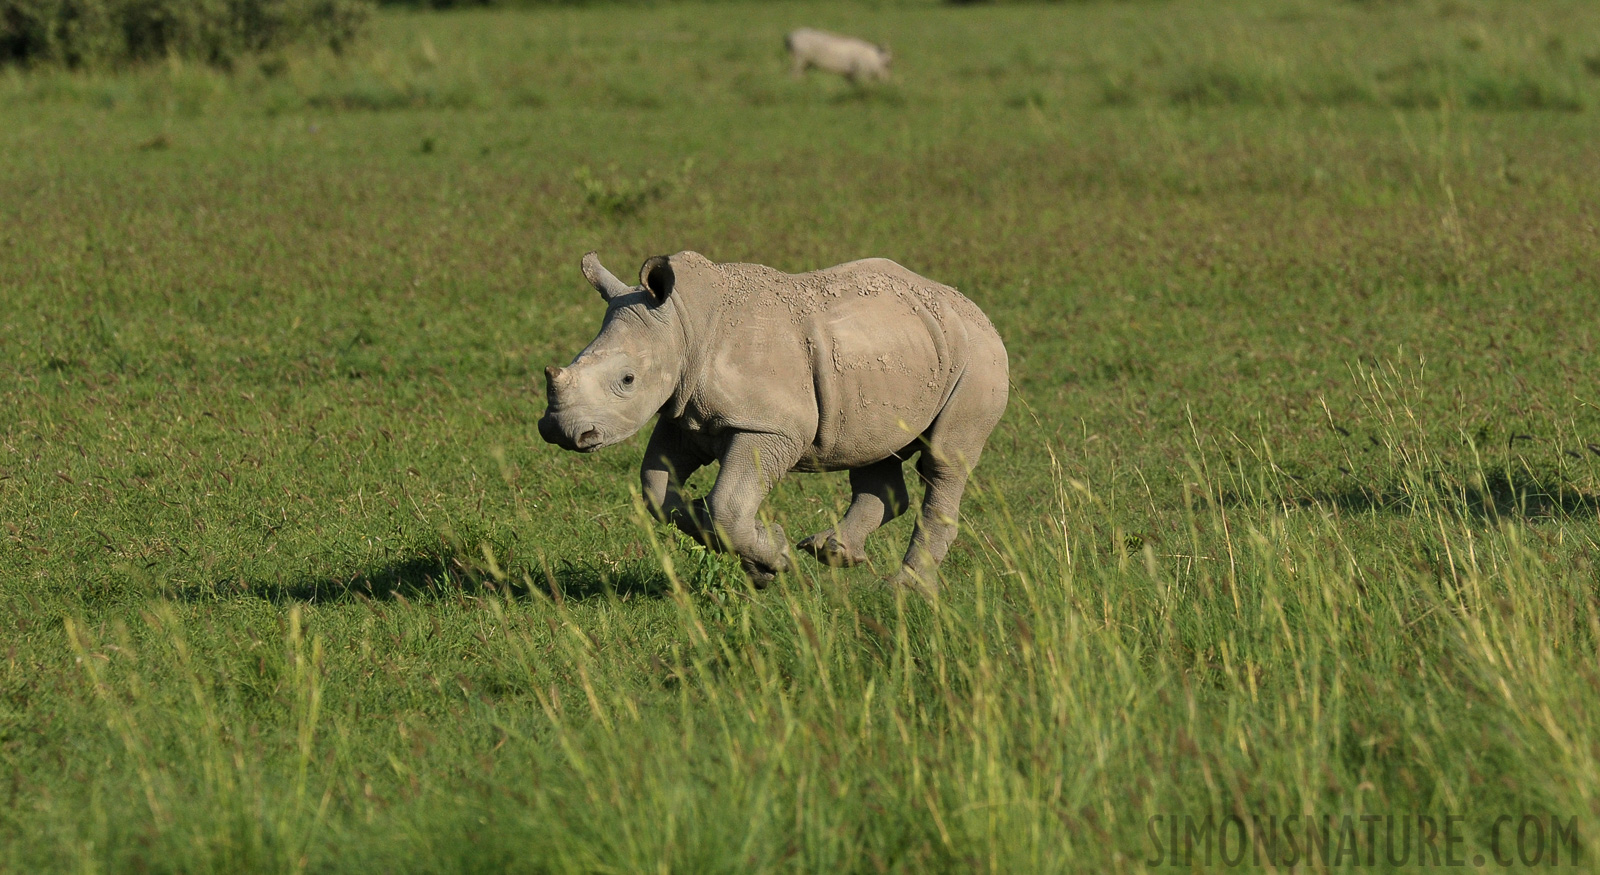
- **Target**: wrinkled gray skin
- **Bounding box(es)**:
[539,251,1008,593]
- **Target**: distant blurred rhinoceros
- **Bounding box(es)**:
[538,251,1008,593]
[786,28,892,83]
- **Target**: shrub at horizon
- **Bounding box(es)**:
[0,0,371,68]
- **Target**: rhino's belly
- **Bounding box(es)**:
[796,301,956,472]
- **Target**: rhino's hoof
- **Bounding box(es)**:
[889,566,940,598]
[741,558,783,588]
[797,533,866,568]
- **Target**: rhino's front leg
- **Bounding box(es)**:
[640,421,712,532]
[700,432,804,585]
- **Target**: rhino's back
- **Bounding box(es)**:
[688,256,1002,471]
[790,259,999,470]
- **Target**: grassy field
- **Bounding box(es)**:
[4,0,1600,870]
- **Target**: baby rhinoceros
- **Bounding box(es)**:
[538,251,1008,593]
[786,28,892,83]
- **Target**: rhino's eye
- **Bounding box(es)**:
[622,373,635,387]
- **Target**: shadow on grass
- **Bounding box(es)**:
[1263,467,1600,521]
[828,84,907,106]
[190,553,675,605]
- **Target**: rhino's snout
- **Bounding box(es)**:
[537,411,564,446]
[539,365,606,453]
[542,418,606,450]
[538,411,603,452]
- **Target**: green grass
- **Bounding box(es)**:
[4,0,1600,870]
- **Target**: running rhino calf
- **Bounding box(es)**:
[786,28,892,83]
[538,251,1008,592]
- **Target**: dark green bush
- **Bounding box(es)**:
[944,0,1159,4]
[371,0,811,6]
[0,0,370,68]
[1464,73,1583,111]
[1166,65,1275,106]
[373,0,633,6]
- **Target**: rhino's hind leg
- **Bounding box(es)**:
[798,456,909,567]
[893,367,1008,594]
[892,447,971,594]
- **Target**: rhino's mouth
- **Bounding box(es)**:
[539,413,597,452]
[539,407,652,454]
[539,414,633,454]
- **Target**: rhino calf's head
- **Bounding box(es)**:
[538,252,683,453]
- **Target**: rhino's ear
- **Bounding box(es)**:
[640,255,675,304]
[582,251,634,302]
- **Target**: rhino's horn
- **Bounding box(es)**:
[581,251,634,302]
